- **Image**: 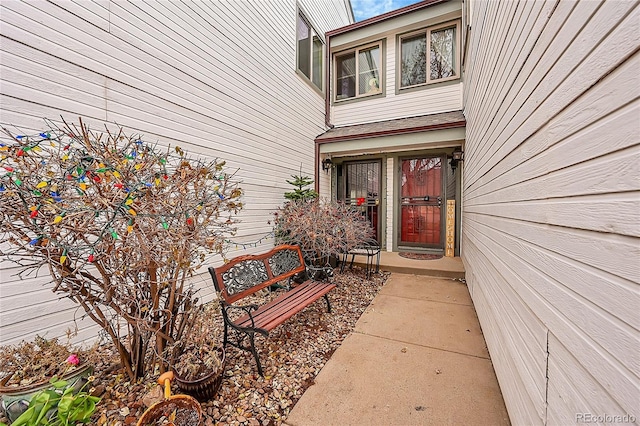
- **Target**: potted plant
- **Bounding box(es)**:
[0,118,243,382]
[2,373,99,426]
[0,337,96,423]
[137,372,202,426]
[169,302,225,402]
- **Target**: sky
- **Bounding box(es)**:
[350,0,422,22]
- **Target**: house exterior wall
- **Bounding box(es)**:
[0,0,352,345]
[329,0,462,127]
[462,1,640,424]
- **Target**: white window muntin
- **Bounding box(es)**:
[399,20,461,90]
[334,41,383,102]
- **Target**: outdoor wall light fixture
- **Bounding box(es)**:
[322,157,333,172]
[450,148,464,170]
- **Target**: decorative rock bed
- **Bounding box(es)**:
[0,268,387,426]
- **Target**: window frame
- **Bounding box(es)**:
[397,20,461,91]
[296,8,325,93]
[333,40,384,103]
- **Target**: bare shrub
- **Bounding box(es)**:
[272,199,373,266]
[0,118,242,380]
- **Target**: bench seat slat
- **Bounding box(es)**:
[257,282,336,331]
[234,281,336,331]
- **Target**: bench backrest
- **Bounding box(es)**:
[208,244,306,304]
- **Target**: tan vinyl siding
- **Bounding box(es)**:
[462,1,640,424]
[0,0,351,345]
[332,31,463,126]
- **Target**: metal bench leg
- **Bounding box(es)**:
[223,321,229,347]
[324,294,332,313]
[248,332,264,377]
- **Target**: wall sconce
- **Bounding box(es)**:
[322,157,333,173]
[450,148,464,170]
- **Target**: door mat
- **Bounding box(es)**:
[398,252,443,260]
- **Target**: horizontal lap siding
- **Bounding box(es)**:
[332,81,463,126]
[0,0,351,345]
[463,0,640,424]
[332,31,463,126]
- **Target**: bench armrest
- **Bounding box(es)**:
[223,302,260,328]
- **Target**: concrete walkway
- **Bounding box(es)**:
[285,273,510,426]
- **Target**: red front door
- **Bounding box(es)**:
[400,157,443,248]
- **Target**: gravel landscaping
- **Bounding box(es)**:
[23,267,388,426]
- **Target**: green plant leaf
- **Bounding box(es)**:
[56,393,74,423]
[66,394,100,424]
[7,406,37,426]
[34,392,59,425]
[55,391,101,425]
[50,379,68,389]
[11,389,61,426]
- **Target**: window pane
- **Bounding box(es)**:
[312,35,323,89]
[336,53,356,99]
[297,14,310,78]
[358,46,381,95]
[400,34,426,87]
[430,27,455,80]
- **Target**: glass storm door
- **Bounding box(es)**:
[400,157,443,248]
[340,161,381,242]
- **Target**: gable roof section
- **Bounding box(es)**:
[315,110,465,144]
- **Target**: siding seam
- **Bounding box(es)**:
[545,329,550,425]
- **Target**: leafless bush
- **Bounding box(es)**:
[272,199,373,266]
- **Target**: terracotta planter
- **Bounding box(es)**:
[0,363,93,423]
[137,395,202,426]
[173,348,225,402]
[137,371,202,426]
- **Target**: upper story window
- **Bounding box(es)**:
[297,10,323,91]
[334,41,383,101]
[399,21,460,89]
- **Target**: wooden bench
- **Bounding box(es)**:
[208,244,336,376]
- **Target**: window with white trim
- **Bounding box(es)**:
[334,41,383,101]
[399,21,460,89]
[297,10,323,91]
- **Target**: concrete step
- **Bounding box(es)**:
[344,252,465,279]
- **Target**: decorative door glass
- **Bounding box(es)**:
[400,157,443,247]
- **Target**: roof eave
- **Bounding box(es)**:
[327,0,450,37]
[315,119,466,145]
